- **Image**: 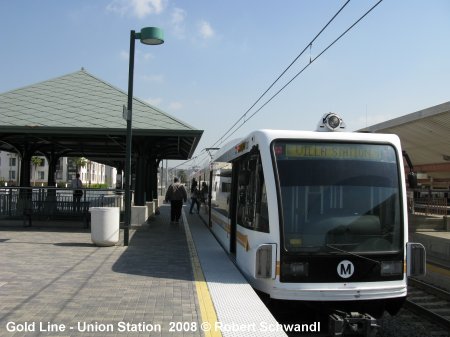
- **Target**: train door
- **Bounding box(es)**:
[229,163,239,256]
[208,169,213,228]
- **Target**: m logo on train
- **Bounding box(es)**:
[337,260,354,278]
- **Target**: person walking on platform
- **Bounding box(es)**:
[190,177,198,193]
[71,173,83,212]
[165,177,187,224]
[200,182,208,212]
[189,186,201,214]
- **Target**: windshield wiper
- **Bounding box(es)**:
[326,244,381,265]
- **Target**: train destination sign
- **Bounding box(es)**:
[275,143,395,162]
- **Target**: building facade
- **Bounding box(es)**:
[0,151,117,188]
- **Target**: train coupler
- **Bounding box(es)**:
[328,311,379,337]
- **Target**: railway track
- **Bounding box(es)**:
[262,277,450,336]
[405,277,450,330]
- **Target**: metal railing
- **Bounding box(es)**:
[408,189,449,216]
[412,197,448,216]
[0,186,125,220]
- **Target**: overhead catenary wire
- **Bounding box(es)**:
[211,0,351,149]
[170,149,207,171]
[217,0,383,145]
[174,0,383,171]
[169,145,222,173]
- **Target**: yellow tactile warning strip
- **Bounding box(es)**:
[182,212,223,337]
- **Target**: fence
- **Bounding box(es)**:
[412,197,448,216]
[0,186,125,223]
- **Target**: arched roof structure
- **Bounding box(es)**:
[360,101,450,187]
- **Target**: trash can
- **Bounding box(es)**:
[89,207,120,246]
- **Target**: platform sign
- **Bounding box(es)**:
[123,105,130,121]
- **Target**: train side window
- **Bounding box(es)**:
[222,182,231,192]
[236,151,269,233]
[211,164,232,218]
[258,175,269,232]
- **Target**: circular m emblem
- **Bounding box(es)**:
[337,260,354,278]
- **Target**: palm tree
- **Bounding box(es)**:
[178,170,188,183]
[31,156,43,186]
[74,157,87,173]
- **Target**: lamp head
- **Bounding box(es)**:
[139,27,164,45]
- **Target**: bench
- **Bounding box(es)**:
[23,200,91,228]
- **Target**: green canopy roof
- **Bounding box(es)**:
[0,69,203,165]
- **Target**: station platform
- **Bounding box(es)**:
[0,204,286,337]
[410,229,450,293]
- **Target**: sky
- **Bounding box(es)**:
[1,0,449,170]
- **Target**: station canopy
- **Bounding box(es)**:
[360,101,450,186]
[0,69,203,167]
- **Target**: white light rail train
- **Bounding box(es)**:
[192,113,426,332]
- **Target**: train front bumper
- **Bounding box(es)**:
[270,280,407,301]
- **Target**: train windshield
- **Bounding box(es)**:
[273,141,402,254]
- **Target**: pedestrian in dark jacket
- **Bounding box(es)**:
[200,182,208,202]
[189,187,201,214]
[165,177,187,223]
[190,177,198,193]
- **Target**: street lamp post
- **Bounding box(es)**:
[124,27,164,246]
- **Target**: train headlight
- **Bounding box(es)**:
[255,244,276,279]
[380,261,402,276]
